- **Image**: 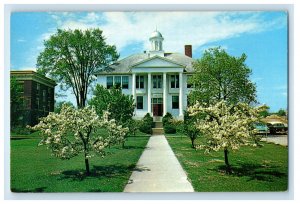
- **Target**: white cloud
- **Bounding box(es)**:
[13,66,36,71]
[60,20,97,30]
[99,12,284,53]
[37,11,286,57]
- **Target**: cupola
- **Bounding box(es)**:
[149,30,164,57]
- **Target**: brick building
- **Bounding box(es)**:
[11,70,56,126]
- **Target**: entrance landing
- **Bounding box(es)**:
[152,121,164,135]
[123,135,194,192]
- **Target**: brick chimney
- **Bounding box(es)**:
[185,45,192,58]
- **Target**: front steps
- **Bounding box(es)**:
[152,122,164,135]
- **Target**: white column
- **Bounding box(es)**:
[132,73,136,110]
[148,73,152,114]
[179,72,183,116]
[163,72,167,116]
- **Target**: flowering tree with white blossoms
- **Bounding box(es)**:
[188,100,266,172]
[30,104,128,176]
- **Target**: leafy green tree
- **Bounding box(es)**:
[54,101,75,113]
[88,85,135,125]
[37,29,119,108]
[183,111,201,148]
[30,105,128,176]
[189,100,266,173]
[277,109,287,117]
[189,47,257,106]
[259,105,270,118]
[10,77,23,127]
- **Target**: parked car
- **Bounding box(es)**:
[266,122,288,134]
[254,122,269,135]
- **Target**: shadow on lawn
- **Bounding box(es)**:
[11,137,37,140]
[121,145,148,150]
[215,162,287,182]
[11,187,47,192]
[59,164,149,181]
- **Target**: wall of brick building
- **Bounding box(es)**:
[21,80,55,126]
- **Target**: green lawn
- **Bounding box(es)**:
[166,134,288,192]
[11,131,150,192]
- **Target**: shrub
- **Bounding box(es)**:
[162,112,177,134]
[125,119,140,136]
[11,126,32,135]
[173,119,184,133]
[162,112,173,126]
[164,122,177,134]
[139,113,154,134]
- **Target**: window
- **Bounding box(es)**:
[17,82,24,93]
[137,96,143,109]
[43,90,46,102]
[24,98,31,109]
[153,75,162,89]
[107,76,113,89]
[152,98,163,104]
[155,41,159,50]
[114,76,121,88]
[170,75,179,88]
[107,76,129,89]
[172,95,179,109]
[48,101,51,112]
[136,75,144,89]
[122,76,129,89]
[187,75,193,88]
[152,75,157,88]
[37,83,40,91]
[36,98,40,110]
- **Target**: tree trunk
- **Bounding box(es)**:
[82,138,90,176]
[80,89,86,108]
[224,148,229,166]
[85,158,90,176]
[191,138,195,148]
[224,148,231,173]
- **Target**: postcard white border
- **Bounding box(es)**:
[2,3,295,201]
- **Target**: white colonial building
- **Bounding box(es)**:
[96,30,195,120]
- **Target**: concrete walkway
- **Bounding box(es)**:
[124,135,194,192]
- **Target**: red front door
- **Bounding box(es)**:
[153,104,163,116]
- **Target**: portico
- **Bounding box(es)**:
[131,56,185,119]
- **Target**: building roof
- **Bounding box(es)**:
[96,52,195,75]
[261,115,288,125]
[150,30,163,39]
[11,70,57,88]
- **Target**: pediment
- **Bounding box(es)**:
[131,55,186,68]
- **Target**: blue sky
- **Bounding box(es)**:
[10,11,287,112]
